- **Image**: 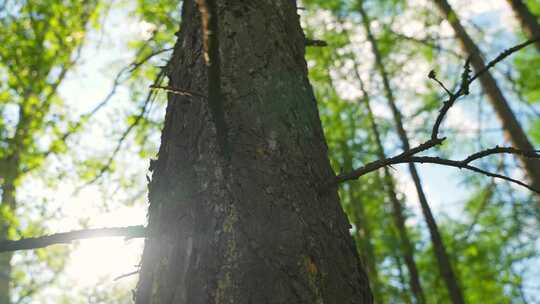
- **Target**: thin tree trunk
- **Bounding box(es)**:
[392,252,412,304]
[359,80,425,304]
[340,140,381,301]
[507,0,540,52]
[0,119,23,304]
[358,2,465,303]
[0,170,16,303]
[434,0,540,197]
[135,1,372,303]
[350,193,382,302]
[338,107,381,301]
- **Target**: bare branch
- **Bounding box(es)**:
[305,38,328,47]
[149,85,206,98]
[75,68,167,190]
[114,270,140,281]
[332,39,540,194]
[334,148,540,193]
[430,58,471,140]
[470,37,540,83]
[0,226,146,253]
[407,156,539,193]
[332,138,445,185]
[387,30,462,58]
[462,146,540,164]
[428,70,453,96]
[23,44,173,175]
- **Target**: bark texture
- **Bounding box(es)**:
[434,0,540,198]
[358,2,464,303]
[507,0,540,52]
[135,1,372,303]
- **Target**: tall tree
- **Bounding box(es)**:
[0,1,100,302]
[303,24,397,302]
[507,0,540,52]
[357,2,465,303]
[357,75,425,304]
[433,0,540,198]
[135,1,372,303]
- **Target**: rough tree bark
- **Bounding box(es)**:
[358,2,464,303]
[434,0,540,198]
[507,0,540,52]
[135,1,372,303]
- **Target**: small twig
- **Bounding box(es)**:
[428,70,452,96]
[75,69,167,191]
[23,44,172,174]
[149,85,206,98]
[462,146,540,164]
[388,30,462,58]
[114,270,140,281]
[305,38,328,47]
[0,226,146,252]
[470,37,540,83]
[430,58,471,140]
[129,47,173,72]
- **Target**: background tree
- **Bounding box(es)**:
[507,0,540,52]
[0,2,101,302]
[434,0,540,197]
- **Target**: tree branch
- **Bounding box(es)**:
[332,38,540,193]
[22,43,172,175]
[470,37,540,83]
[305,38,328,47]
[74,68,167,191]
[0,226,146,253]
[149,85,206,98]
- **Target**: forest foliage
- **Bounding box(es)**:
[0,0,539,303]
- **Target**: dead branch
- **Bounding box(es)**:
[305,38,328,47]
[0,226,146,253]
[149,85,206,98]
[333,38,540,193]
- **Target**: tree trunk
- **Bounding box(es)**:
[0,174,16,303]
[350,193,381,302]
[392,253,412,303]
[358,2,464,303]
[354,73,425,303]
[340,142,381,301]
[507,0,540,52]
[361,92,425,304]
[434,0,540,197]
[135,1,372,303]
